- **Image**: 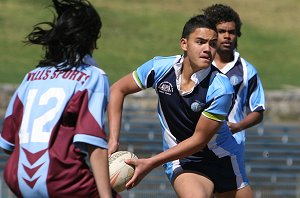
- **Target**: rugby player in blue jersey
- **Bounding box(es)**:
[203,3,265,147]
[108,14,252,198]
[0,0,119,197]
[203,4,266,197]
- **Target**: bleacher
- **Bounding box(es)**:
[117,92,300,198]
[0,92,300,197]
[245,124,300,198]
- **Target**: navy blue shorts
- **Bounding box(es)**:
[165,155,249,193]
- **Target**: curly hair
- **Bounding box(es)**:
[25,0,102,70]
[203,4,242,37]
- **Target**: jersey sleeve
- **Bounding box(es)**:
[246,69,265,113]
[203,73,234,121]
[133,59,156,89]
[0,75,30,151]
[133,55,182,89]
[73,71,110,151]
[0,91,20,151]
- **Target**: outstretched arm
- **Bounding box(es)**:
[107,73,142,156]
[125,115,223,189]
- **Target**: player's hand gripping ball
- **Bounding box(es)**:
[109,151,138,192]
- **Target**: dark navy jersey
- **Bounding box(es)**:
[133,55,249,189]
[213,51,265,144]
[133,55,245,157]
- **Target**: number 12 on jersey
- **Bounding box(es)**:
[19,88,66,144]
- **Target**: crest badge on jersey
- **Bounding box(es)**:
[191,101,205,112]
[230,75,242,86]
[158,81,173,95]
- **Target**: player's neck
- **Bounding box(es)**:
[180,62,196,92]
[214,51,234,70]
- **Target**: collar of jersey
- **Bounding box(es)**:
[174,56,211,95]
[56,54,97,68]
[83,54,99,67]
[213,50,240,74]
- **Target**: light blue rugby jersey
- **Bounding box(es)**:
[1,55,109,152]
[213,51,265,144]
[0,55,109,197]
[133,55,241,161]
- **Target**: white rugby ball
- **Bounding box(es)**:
[109,151,138,192]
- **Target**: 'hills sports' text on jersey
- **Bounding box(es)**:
[0,55,109,197]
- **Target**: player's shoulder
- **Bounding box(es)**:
[234,51,259,78]
[82,54,106,74]
[139,55,182,76]
[83,66,109,84]
[153,55,181,60]
[152,55,182,66]
[210,66,231,84]
[240,58,261,81]
[216,73,233,89]
[239,55,258,73]
[75,64,109,93]
[210,70,234,94]
[87,65,107,76]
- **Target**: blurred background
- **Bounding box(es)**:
[0,0,299,89]
[0,0,300,197]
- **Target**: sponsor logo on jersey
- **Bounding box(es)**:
[158,81,173,95]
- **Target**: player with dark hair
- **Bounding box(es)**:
[0,0,114,197]
[108,14,252,198]
[203,4,265,137]
[203,4,242,44]
[203,4,265,195]
[203,4,266,197]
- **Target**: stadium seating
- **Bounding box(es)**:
[0,91,300,198]
[117,92,300,198]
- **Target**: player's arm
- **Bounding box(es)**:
[88,145,112,198]
[108,73,142,156]
[228,69,265,133]
[125,114,222,189]
[228,111,264,134]
[229,74,265,133]
[125,75,233,189]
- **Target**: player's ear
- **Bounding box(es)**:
[180,38,188,51]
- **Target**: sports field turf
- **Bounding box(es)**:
[0,0,299,89]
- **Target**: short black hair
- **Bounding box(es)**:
[181,14,217,39]
[203,4,242,37]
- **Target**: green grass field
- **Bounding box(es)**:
[0,0,299,89]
